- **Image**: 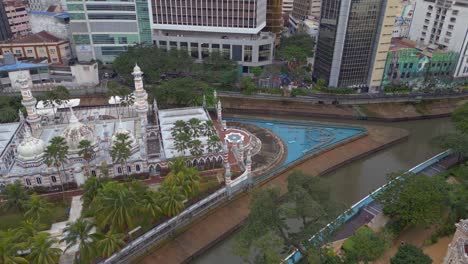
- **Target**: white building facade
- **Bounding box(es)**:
[0,65,224,189]
[408,0,468,79]
[149,0,275,72]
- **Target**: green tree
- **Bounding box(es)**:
[233,171,343,262]
[452,102,468,134]
[251,66,263,77]
[158,184,186,217]
[95,230,126,258]
[107,82,134,116]
[188,139,204,157]
[0,181,29,212]
[94,181,141,232]
[342,227,389,262]
[61,218,96,263]
[206,135,222,154]
[166,161,200,198]
[44,136,69,202]
[390,244,432,264]
[78,139,95,177]
[23,194,52,221]
[232,231,283,264]
[0,229,28,264]
[16,220,44,243]
[110,133,131,178]
[99,161,109,178]
[0,106,18,123]
[277,34,315,68]
[28,232,62,264]
[82,176,106,208]
[375,172,448,227]
[187,118,202,137]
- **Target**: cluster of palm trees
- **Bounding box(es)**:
[62,158,200,262]
[171,118,222,157]
[42,86,71,122]
[43,132,133,201]
[0,182,63,264]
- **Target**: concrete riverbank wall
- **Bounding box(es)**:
[220,95,468,122]
[138,122,409,264]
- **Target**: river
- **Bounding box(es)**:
[192,117,454,264]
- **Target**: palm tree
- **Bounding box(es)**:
[23,194,52,221]
[43,90,58,120]
[201,120,215,137]
[173,132,191,155]
[16,220,44,245]
[188,118,201,137]
[207,135,222,154]
[78,139,95,177]
[110,133,131,179]
[44,136,69,202]
[82,176,106,208]
[0,229,28,264]
[28,232,62,264]
[130,181,162,219]
[0,180,29,212]
[171,120,187,137]
[93,181,140,232]
[189,139,204,157]
[167,158,200,197]
[61,218,96,263]
[158,184,186,217]
[95,230,126,258]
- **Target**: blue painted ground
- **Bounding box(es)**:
[228,118,366,165]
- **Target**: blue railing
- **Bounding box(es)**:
[283,150,452,264]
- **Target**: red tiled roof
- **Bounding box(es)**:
[2,31,64,44]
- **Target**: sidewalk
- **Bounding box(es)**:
[139,124,409,264]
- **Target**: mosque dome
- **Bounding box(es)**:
[17,128,46,160]
[112,121,136,145]
[133,64,141,73]
[63,108,95,150]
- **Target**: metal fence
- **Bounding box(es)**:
[101,169,250,264]
[282,150,452,264]
[219,90,468,105]
[100,119,368,264]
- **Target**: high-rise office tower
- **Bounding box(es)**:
[0,1,12,41]
[289,0,321,30]
[313,0,398,90]
[150,0,275,71]
[408,0,468,79]
[265,0,284,44]
[65,0,152,63]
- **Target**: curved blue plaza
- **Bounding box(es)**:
[228,118,367,165]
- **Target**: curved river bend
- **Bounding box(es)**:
[193,117,453,264]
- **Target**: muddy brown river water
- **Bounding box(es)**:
[192,116,454,264]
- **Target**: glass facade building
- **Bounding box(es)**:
[314,0,391,88]
[0,1,12,41]
[66,0,152,63]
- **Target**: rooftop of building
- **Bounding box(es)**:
[389,38,453,55]
[0,122,20,156]
[0,31,65,45]
[30,11,69,20]
[0,61,49,72]
[158,106,217,159]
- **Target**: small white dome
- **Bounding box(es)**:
[63,108,95,150]
[112,122,135,145]
[133,64,141,73]
[17,129,46,159]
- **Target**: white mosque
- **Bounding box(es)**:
[0,65,226,189]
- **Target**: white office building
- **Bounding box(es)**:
[409,0,468,78]
[150,0,275,72]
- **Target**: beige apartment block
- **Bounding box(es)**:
[0,31,71,64]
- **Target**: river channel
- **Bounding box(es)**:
[192,116,454,264]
